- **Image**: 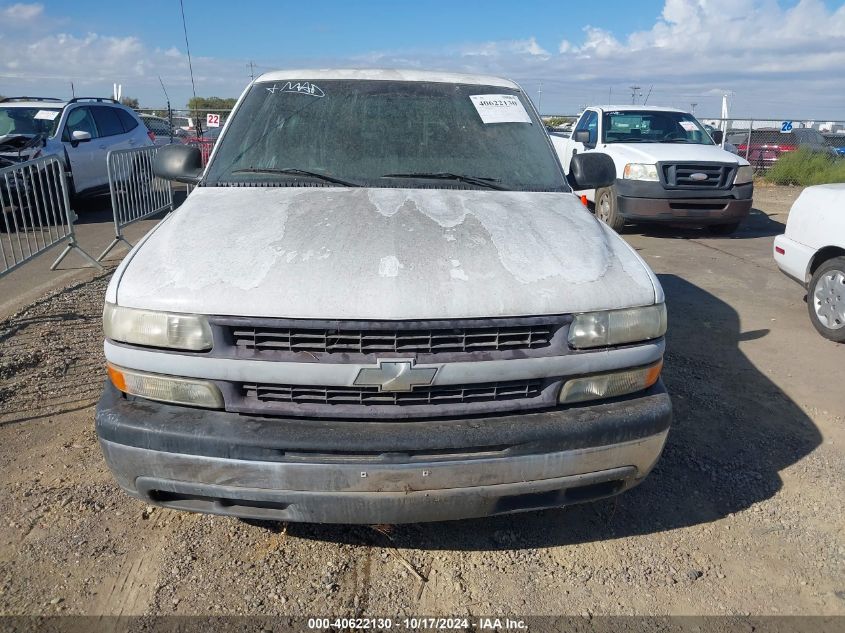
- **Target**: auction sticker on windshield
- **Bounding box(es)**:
[470,95,531,124]
[34,110,59,121]
[679,121,698,132]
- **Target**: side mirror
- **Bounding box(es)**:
[711,130,724,144]
[71,130,91,142]
[572,130,591,145]
[568,152,616,190]
[153,143,203,184]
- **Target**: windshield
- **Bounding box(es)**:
[0,107,62,138]
[204,80,566,191]
[602,110,713,145]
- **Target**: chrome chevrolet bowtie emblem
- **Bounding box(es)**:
[354,359,439,392]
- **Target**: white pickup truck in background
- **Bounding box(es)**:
[550,105,754,234]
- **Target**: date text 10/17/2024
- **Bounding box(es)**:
[307,618,528,630]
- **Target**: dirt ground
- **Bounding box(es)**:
[0,184,842,622]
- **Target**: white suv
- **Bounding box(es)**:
[0,97,153,201]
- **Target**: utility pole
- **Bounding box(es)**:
[629,85,641,105]
[690,102,697,115]
[537,82,542,114]
[248,60,256,81]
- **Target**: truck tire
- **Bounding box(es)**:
[595,186,625,232]
[807,256,845,342]
[706,222,741,235]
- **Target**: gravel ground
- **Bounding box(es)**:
[0,185,842,622]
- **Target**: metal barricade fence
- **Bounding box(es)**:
[0,155,100,278]
[99,146,174,261]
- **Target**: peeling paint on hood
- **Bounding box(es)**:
[114,187,659,319]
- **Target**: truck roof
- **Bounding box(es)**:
[589,105,689,114]
[255,68,520,89]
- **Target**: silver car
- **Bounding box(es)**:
[0,96,153,201]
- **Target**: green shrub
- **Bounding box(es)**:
[543,116,574,128]
[765,147,845,186]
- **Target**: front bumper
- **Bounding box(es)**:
[96,381,672,524]
[615,180,753,224]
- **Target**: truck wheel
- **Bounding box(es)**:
[807,256,845,342]
[706,222,741,235]
[595,186,625,232]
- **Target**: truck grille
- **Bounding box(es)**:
[242,380,543,407]
[661,163,733,189]
[224,378,556,419]
[214,315,569,361]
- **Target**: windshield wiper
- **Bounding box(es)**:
[231,167,361,187]
[381,172,506,190]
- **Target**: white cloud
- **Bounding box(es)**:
[461,37,549,58]
[1,2,43,21]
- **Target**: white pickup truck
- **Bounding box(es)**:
[95,69,671,524]
[551,105,754,234]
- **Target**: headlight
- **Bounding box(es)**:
[104,303,212,351]
[568,303,667,349]
[734,165,753,185]
[107,364,224,408]
[623,163,659,181]
[559,360,663,404]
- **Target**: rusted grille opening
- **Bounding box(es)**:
[241,380,544,407]
[231,325,556,355]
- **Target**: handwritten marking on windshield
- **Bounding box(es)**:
[265,82,325,98]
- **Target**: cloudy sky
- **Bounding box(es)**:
[1,0,843,118]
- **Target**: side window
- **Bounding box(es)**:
[92,106,124,137]
[117,109,139,133]
[574,110,598,145]
[62,107,99,141]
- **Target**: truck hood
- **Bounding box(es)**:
[113,187,660,319]
[600,142,749,174]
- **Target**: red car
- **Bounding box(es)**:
[182,128,222,165]
[730,128,836,169]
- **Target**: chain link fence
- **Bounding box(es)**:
[135,108,231,142]
[703,119,845,172]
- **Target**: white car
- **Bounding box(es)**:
[95,69,672,524]
[774,184,845,342]
[0,96,153,201]
[551,105,754,234]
